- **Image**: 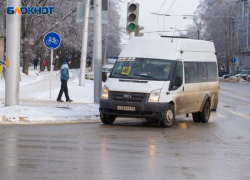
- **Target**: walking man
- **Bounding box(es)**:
[57,56,73,102]
[34,56,38,69]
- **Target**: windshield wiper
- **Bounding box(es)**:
[112,73,132,79]
[133,74,158,80]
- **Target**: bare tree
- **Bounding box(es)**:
[0,0,122,74]
[184,0,242,71]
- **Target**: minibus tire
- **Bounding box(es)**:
[192,113,201,122]
[101,115,116,125]
[160,104,175,128]
[200,101,211,123]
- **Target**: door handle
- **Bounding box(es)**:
[183,86,184,91]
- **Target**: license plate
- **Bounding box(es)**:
[117,106,136,111]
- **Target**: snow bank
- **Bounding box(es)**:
[0,102,99,124]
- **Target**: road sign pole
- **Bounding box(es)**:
[93,0,102,103]
[79,0,90,87]
[5,0,21,106]
[50,49,53,98]
[43,32,61,99]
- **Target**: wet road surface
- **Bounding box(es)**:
[0,82,250,180]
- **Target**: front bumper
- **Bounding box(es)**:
[99,99,169,119]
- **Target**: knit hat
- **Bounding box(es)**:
[66,56,71,63]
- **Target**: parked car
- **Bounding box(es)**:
[222,74,232,79]
[242,73,249,80]
[235,72,245,78]
[219,70,227,77]
[247,74,250,81]
[102,65,114,73]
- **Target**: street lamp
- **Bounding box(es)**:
[170,27,187,34]
[183,17,201,40]
[214,0,240,76]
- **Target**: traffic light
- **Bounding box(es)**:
[127,3,139,33]
[135,25,144,37]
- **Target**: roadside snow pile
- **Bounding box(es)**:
[219,76,241,82]
[0,102,99,124]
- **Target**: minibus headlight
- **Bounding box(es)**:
[101,86,109,100]
[148,89,161,103]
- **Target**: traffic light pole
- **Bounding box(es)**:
[5,0,21,106]
[129,32,135,40]
[79,0,90,87]
[93,0,102,103]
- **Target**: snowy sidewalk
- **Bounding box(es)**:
[0,68,100,124]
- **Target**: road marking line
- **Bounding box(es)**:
[210,112,227,118]
[218,105,250,119]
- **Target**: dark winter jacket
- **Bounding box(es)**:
[61,61,69,81]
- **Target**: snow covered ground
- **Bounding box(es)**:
[0,67,100,124]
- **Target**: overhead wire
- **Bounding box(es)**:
[165,0,178,15]
[157,0,168,31]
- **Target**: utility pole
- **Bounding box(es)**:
[103,31,108,66]
[231,17,236,75]
[5,0,21,106]
[79,0,90,87]
[93,0,102,103]
[103,1,111,66]
[247,4,250,69]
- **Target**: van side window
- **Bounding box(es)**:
[184,62,199,83]
[207,62,218,82]
[170,61,183,90]
[198,63,207,82]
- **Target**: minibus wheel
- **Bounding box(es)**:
[200,101,211,123]
[100,114,116,125]
[160,104,175,128]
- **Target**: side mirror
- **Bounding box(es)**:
[102,72,108,82]
[175,77,182,87]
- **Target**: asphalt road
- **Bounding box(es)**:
[0,82,250,180]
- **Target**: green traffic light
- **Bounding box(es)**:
[128,23,136,31]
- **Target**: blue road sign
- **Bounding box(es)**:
[43,32,61,50]
[231,58,236,63]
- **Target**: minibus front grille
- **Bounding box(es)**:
[111,92,147,103]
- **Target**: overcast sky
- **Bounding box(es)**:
[119,0,200,44]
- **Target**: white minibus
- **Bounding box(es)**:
[100,37,219,128]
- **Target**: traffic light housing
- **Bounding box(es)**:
[135,25,144,37]
[127,3,139,33]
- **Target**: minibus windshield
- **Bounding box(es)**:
[110,58,173,81]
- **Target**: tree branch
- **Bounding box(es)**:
[34,7,77,46]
